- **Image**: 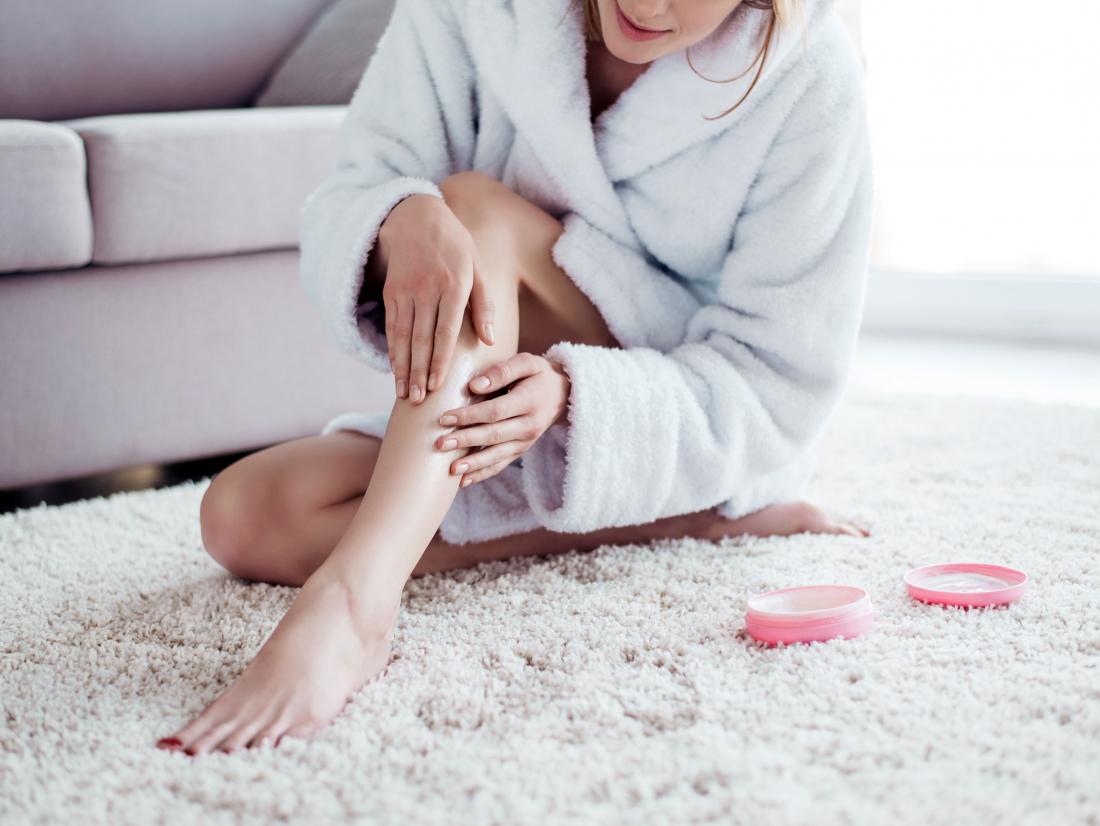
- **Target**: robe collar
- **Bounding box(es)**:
[465,0,835,244]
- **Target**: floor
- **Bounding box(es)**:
[5,381,1097,823]
[1,330,1098,516]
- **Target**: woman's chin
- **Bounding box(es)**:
[601,35,662,65]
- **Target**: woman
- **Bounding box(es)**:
[156,0,872,756]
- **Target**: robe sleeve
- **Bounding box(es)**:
[297,0,477,373]
[521,68,875,533]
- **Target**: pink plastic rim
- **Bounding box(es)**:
[904,562,1028,608]
[745,585,874,645]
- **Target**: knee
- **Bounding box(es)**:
[439,170,512,231]
[199,472,269,581]
[441,170,561,261]
[440,169,501,202]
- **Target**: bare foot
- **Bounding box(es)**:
[696,500,870,543]
[154,573,397,756]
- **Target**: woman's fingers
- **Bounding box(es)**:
[385,294,413,399]
[467,353,540,399]
[459,455,515,487]
[408,294,439,403]
[439,389,521,431]
[427,286,466,395]
[452,443,526,484]
[437,411,538,454]
[467,252,496,347]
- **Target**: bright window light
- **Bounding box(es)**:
[863,1,1100,278]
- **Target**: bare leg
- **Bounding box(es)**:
[156,171,550,757]
[157,172,867,756]
[190,429,861,588]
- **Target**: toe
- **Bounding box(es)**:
[836,522,864,537]
[249,730,281,750]
[281,718,324,743]
[186,719,239,756]
[166,706,221,754]
[248,712,292,749]
[839,521,871,537]
[220,710,278,754]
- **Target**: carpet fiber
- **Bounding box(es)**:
[2,389,1098,825]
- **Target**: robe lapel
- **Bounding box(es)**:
[466,0,636,245]
[594,0,835,181]
[465,0,835,240]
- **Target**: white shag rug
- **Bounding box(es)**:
[2,389,1098,826]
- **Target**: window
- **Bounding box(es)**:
[862,1,1100,279]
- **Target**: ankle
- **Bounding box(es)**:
[304,568,401,638]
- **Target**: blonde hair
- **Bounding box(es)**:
[569,0,805,120]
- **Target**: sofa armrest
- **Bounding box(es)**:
[0,119,93,273]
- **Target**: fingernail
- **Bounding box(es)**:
[428,373,438,392]
[442,438,457,450]
[411,384,421,402]
[157,737,182,750]
[472,376,490,391]
[462,477,473,487]
[439,414,457,426]
[484,322,495,344]
[396,378,406,398]
[456,462,469,473]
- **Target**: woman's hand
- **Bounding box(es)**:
[377,194,496,403]
[434,352,571,487]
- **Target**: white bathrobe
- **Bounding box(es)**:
[298,0,873,545]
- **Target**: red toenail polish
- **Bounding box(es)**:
[184,747,197,756]
[157,737,183,749]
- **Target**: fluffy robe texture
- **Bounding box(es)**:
[2,390,1099,825]
[298,0,873,545]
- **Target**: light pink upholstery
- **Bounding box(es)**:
[255,0,398,107]
[0,250,388,488]
[0,0,404,489]
[0,0,333,121]
[0,121,93,272]
[59,107,346,266]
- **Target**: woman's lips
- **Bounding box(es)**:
[614,2,670,41]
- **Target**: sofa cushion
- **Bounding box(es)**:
[0,121,93,274]
[0,0,333,121]
[254,0,398,107]
[58,106,346,266]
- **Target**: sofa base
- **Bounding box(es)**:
[0,249,387,488]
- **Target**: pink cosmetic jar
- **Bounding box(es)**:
[745,584,874,646]
[904,562,1029,608]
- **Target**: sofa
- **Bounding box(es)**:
[0,0,400,489]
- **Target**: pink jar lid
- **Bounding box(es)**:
[904,562,1028,608]
[745,585,874,646]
